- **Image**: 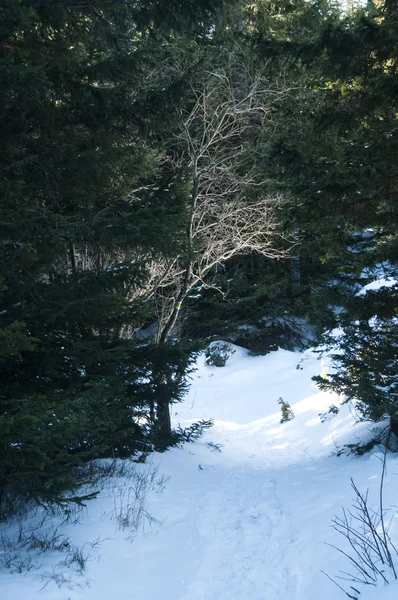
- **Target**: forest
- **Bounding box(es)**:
[1,0,397,518]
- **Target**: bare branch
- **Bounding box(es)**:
[146,70,291,341]
[324,449,398,597]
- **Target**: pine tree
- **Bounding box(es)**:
[253,0,398,423]
[0,0,226,514]
[184,0,398,430]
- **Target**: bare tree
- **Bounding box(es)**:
[150,70,289,345]
[139,68,291,438]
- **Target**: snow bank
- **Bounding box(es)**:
[1,344,397,600]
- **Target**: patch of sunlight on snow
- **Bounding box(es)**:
[262,425,284,436]
[221,412,282,431]
[320,417,355,446]
[248,414,282,429]
[305,417,323,427]
[292,391,334,415]
[214,420,241,431]
[328,413,354,430]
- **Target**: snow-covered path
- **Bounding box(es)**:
[180,464,298,600]
[1,345,397,600]
[159,346,396,600]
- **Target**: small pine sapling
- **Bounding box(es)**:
[278,397,295,423]
[205,342,235,367]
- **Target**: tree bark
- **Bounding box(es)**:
[153,367,172,446]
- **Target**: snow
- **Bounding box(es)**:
[1,345,397,600]
[357,277,397,296]
[362,581,398,600]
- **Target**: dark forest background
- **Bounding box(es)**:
[1,0,397,516]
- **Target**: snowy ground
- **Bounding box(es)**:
[1,344,397,600]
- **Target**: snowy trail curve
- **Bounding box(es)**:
[180,464,300,600]
[1,345,392,600]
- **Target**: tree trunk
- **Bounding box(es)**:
[159,262,192,343]
[158,161,198,344]
[152,367,172,447]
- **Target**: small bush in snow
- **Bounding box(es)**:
[0,523,93,582]
[22,525,71,554]
[324,449,398,598]
[110,466,166,532]
[39,567,89,591]
[207,441,223,453]
[0,532,37,573]
[205,342,235,367]
[278,397,295,423]
[60,544,91,575]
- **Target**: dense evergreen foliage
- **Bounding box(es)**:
[0,0,397,517]
[0,0,222,514]
[185,0,398,430]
